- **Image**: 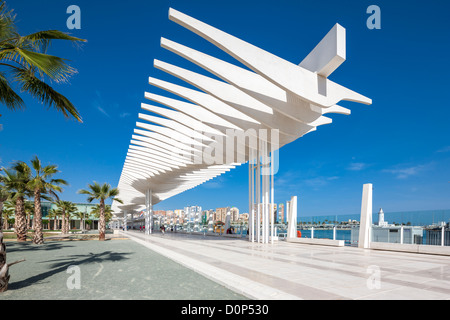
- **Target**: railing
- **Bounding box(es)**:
[295,209,450,248]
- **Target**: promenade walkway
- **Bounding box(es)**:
[1,236,247,300]
[123,230,450,300]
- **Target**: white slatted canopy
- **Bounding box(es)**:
[111,8,371,216]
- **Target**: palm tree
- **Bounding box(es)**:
[23,199,33,229]
[47,207,60,230]
[0,1,86,121]
[1,162,31,241]
[91,204,113,224]
[72,209,88,231]
[1,202,13,230]
[54,200,76,234]
[0,180,8,231]
[65,204,78,232]
[78,182,122,241]
[27,156,67,244]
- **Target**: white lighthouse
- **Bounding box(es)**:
[378,208,388,227]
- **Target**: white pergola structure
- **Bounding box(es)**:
[112,8,371,242]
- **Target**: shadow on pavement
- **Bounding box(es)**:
[7,243,131,291]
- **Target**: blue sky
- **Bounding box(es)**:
[1,0,449,218]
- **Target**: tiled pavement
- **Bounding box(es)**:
[123,230,450,300]
[2,237,247,300]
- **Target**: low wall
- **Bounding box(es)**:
[370,242,450,256]
[287,237,345,247]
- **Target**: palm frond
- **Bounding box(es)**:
[0,70,23,110]
[77,189,92,196]
[40,193,53,202]
[112,197,123,204]
[20,30,86,53]
[0,1,17,41]
[13,67,82,122]
[3,47,77,83]
[50,178,67,186]
[30,155,41,173]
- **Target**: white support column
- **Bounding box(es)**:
[442,226,445,247]
[270,149,274,244]
[287,196,297,239]
[145,188,153,235]
[256,149,261,243]
[248,153,252,241]
[262,140,269,244]
[358,183,373,249]
[400,226,404,244]
[251,149,255,242]
[333,225,336,240]
[286,200,290,225]
[260,138,265,243]
[244,135,277,246]
[249,148,256,243]
[123,210,127,231]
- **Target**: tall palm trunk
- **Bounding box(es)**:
[32,189,44,244]
[99,199,106,241]
[0,195,6,291]
[61,209,66,234]
[64,215,70,233]
[0,201,4,231]
[14,196,27,241]
[26,213,30,229]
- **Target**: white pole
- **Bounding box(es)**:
[286,201,290,225]
[333,225,336,240]
[251,148,255,243]
[262,140,266,244]
[261,141,265,244]
[400,226,404,244]
[263,141,269,244]
[311,226,314,239]
[442,226,445,247]
[358,184,373,249]
[248,153,253,242]
[256,148,261,243]
[270,149,274,245]
[145,188,153,235]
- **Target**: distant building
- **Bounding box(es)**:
[273,204,277,224]
[230,207,240,222]
[166,210,174,217]
[203,209,215,224]
[41,201,99,230]
[174,209,184,223]
[239,213,249,222]
[215,207,229,223]
[184,206,202,223]
[278,203,284,223]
